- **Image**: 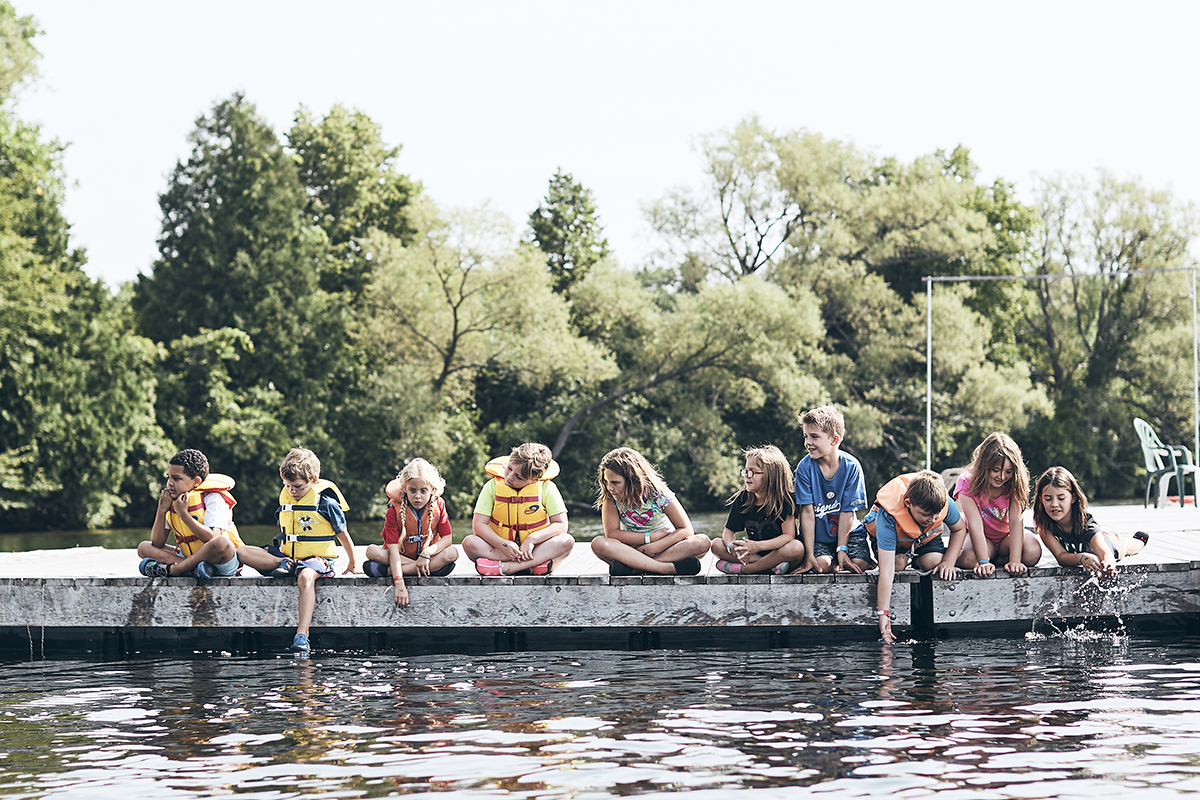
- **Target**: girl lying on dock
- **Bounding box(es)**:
[590,447,709,576]
[1034,466,1148,575]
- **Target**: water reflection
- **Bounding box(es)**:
[3,636,1200,797]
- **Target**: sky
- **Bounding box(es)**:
[13,0,1200,286]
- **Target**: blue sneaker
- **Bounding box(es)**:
[289,633,311,654]
[139,558,171,578]
[363,560,389,578]
[193,561,213,581]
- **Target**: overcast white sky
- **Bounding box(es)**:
[14,0,1200,286]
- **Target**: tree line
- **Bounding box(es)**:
[1,5,1196,531]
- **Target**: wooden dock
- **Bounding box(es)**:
[1,504,1198,656]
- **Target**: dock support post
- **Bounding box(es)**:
[911,576,935,637]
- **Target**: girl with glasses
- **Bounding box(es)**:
[711,445,806,574]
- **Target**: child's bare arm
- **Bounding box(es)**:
[1003,498,1026,574]
[1089,532,1118,574]
[877,549,897,644]
[936,518,967,580]
[338,530,357,574]
[957,495,994,576]
[796,505,818,572]
[390,547,410,608]
[835,512,861,574]
[1038,528,1075,568]
[150,490,172,548]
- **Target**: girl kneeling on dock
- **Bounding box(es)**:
[363,459,459,607]
[711,445,805,574]
[953,433,1042,577]
[590,447,709,576]
[1034,466,1148,576]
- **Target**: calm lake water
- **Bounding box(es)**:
[4,634,1200,798]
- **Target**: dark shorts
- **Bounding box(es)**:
[261,544,336,578]
[816,534,875,566]
[865,527,947,564]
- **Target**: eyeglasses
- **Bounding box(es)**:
[740,468,764,478]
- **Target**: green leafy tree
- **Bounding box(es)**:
[527,169,610,293]
[1021,173,1198,494]
[134,94,351,517]
[647,117,1048,487]
[0,6,167,529]
[358,202,616,510]
[289,104,420,298]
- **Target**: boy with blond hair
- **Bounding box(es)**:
[237,448,357,655]
[850,469,968,643]
[138,448,244,581]
[794,405,868,574]
[463,443,574,575]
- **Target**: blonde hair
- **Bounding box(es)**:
[906,470,948,513]
[799,405,845,441]
[965,432,1029,505]
[595,447,670,508]
[510,443,553,481]
[385,458,446,552]
[729,445,795,522]
[280,448,320,483]
[1033,466,1088,537]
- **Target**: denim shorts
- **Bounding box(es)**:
[815,534,875,565]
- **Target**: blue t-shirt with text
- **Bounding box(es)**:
[795,453,868,544]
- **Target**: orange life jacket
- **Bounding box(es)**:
[863,473,947,549]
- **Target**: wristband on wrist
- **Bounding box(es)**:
[837,544,849,553]
[877,609,890,618]
[978,558,990,565]
[393,577,404,583]
[644,531,652,544]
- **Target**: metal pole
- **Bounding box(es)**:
[1192,267,1198,469]
[926,277,932,471]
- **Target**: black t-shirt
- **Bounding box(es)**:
[1049,512,1102,553]
[725,498,792,541]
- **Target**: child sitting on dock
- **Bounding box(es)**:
[591,447,708,576]
[138,448,244,581]
[953,433,1042,576]
[794,405,869,574]
[1034,466,1148,576]
[850,470,968,643]
[363,458,459,607]
[463,443,574,576]
[711,445,804,574]
[236,448,357,655]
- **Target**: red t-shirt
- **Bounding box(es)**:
[380,497,452,559]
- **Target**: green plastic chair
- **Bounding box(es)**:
[1133,418,1199,507]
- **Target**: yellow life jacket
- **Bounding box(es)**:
[484,455,560,544]
[863,473,947,549]
[274,479,349,560]
[166,474,244,557]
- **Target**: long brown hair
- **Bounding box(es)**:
[1033,466,1088,536]
[965,432,1030,507]
[728,445,795,522]
[595,447,670,509]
